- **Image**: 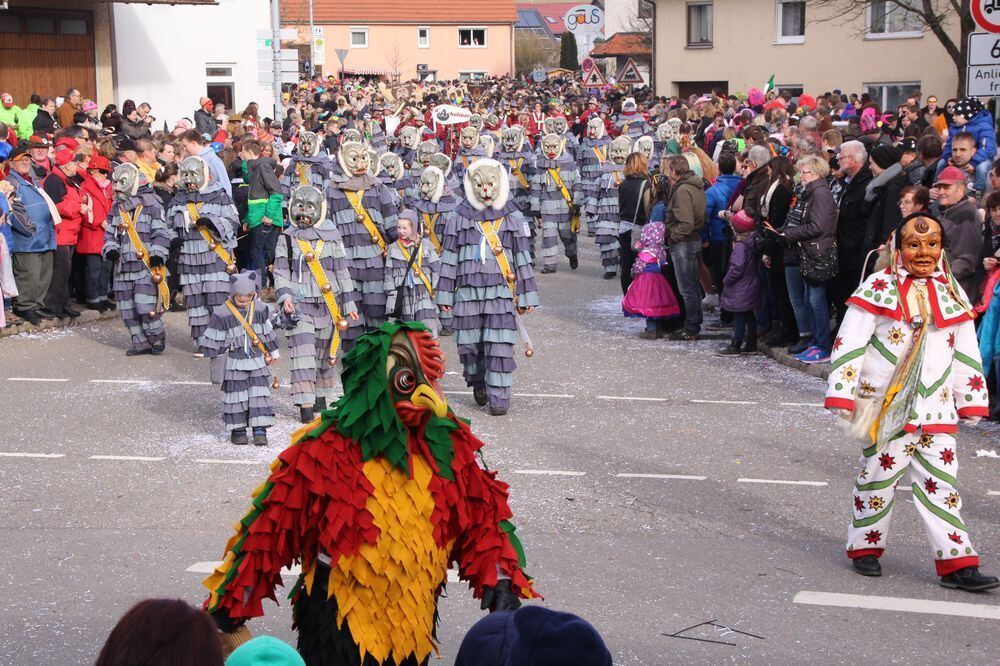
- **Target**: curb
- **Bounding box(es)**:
[759,341,831,381]
[1,307,119,339]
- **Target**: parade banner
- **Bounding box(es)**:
[432,104,472,126]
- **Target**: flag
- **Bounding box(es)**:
[764,75,775,95]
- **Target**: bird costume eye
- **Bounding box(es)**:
[393,368,416,394]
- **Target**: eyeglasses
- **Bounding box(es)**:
[799,169,814,176]
[927,98,937,104]
[946,104,956,110]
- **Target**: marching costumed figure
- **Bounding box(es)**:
[167,156,240,346]
[281,131,333,198]
[412,140,439,180]
[203,321,539,663]
[634,135,658,174]
[655,118,683,160]
[364,116,388,155]
[276,185,361,424]
[103,163,171,356]
[437,159,539,416]
[413,165,459,335]
[392,125,420,168]
[328,140,399,333]
[384,210,441,335]
[614,97,651,142]
[587,137,632,280]
[496,126,536,257]
[530,133,581,274]
[579,116,612,236]
[200,271,279,446]
[454,127,486,184]
[430,152,460,196]
[827,213,997,591]
[378,152,414,208]
[545,116,579,161]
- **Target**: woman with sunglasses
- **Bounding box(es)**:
[933,98,957,139]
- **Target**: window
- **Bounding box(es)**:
[418,27,429,48]
[776,85,803,99]
[686,3,712,47]
[863,82,920,110]
[458,27,486,48]
[26,17,55,34]
[0,16,20,32]
[775,0,805,43]
[867,0,922,38]
[206,66,233,77]
[59,18,87,35]
[206,62,236,111]
[350,27,368,48]
[545,16,557,24]
[459,71,487,81]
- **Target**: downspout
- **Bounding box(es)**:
[649,0,656,95]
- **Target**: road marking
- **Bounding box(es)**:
[793,591,1000,620]
[6,377,70,382]
[691,399,757,405]
[516,393,575,399]
[596,395,667,402]
[90,455,165,461]
[616,473,708,481]
[780,402,825,407]
[989,491,1000,496]
[170,381,213,386]
[443,390,474,396]
[186,561,461,583]
[0,452,65,458]
[514,469,585,477]
[195,458,267,465]
[89,379,152,385]
[738,478,828,487]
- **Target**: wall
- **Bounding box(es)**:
[112,0,276,127]
[653,0,959,100]
[604,0,639,35]
[320,23,513,81]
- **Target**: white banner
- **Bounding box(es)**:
[431,105,471,126]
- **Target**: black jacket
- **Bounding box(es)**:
[33,110,57,135]
[835,163,874,271]
[618,175,650,225]
[863,170,906,254]
[246,157,281,200]
[194,108,216,137]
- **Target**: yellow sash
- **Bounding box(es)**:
[344,190,386,253]
[296,238,345,363]
[508,158,528,189]
[621,121,631,136]
[185,202,204,229]
[422,212,442,253]
[547,168,580,234]
[224,299,272,363]
[613,171,623,187]
[592,145,607,165]
[396,241,434,298]
[121,205,169,312]
[296,163,310,186]
[478,217,518,307]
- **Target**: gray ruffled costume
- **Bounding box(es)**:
[588,162,627,274]
[383,237,441,335]
[530,154,581,271]
[280,155,333,198]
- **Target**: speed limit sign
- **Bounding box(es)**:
[967,32,1000,96]
[972,0,1000,34]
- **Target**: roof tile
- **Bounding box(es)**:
[289,0,518,24]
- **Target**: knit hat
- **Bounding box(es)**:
[731,209,755,234]
[622,97,636,112]
[200,96,214,111]
[83,100,98,112]
[0,142,10,161]
[507,606,612,666]
[953,97,984,120]
[229,271,258,296]
[173,118,193,131]
[869,144,902,169]
[226,636,305,666]
[455,611,517,666]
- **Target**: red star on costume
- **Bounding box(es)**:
[948,532,964,544]
[871,278,888,292]
[947,332,956,348]
[833,336,843,351]
[968,375,986,392]
[854,496,865,512]
[940,448,955,465]
[878,453,895,471]
[924,477,939,494]
[865,530,882,544]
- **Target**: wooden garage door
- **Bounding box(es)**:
[0,9,95,106]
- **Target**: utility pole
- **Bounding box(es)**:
[308,0,315,77]
[271,0,283,121]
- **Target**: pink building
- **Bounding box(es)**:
[293,0,517,82]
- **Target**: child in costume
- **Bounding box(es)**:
[103,163,171,356]
[530,133,581,274]
[199,271,279,446]
[716,210,761,355]
[384,210,440,335]
[622,217,680,339]
[828,213,997,591]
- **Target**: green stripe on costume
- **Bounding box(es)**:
[912,449,958,487]
[954,350,984,374]
[912,484,967,531]
[852,496,895,528]
[919,366,951,399]
[855,466,907,492]
[869,335,897,364]
[831,347,866,370]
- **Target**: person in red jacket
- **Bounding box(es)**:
[42,149,87,318]
[78,155,114,311]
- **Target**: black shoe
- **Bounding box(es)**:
[766,332,797,347]
[852,555,882,577]
[62,307,81,319]
[299,406,315,424]
[473,386,488,406]
[668,330,700,341]
[541,266,556,274]
[36,308,58,320]
[569,256,578,270]
[252,429,268,446]
[231,429,249,445]
[315,397,327,412]
[18,310,42,326]
[125,347,152,357]
[489,405,508,416]
[940,566,1000,592]
[788,336,811,355]
[150,340,165,355]
[603,271,616,280]
[741,341,760,355]
[439,327,453,337]
[705,320,734,331]
[85,302,103,311]
[104,300,117,311]
[716,344,742,356]
[638,330,658,340]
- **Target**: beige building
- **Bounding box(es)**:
[651,0,960,108]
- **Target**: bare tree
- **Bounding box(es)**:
[515,34,558,77]
[385,39,409,84]
[810,0,973,98]
[625,0,654,34]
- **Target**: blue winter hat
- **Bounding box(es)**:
[455,611,517,666]
[0,141,11,161]
[210,141,224,154]
[506,606,613,666]
[226,636,304,666]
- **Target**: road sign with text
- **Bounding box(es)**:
[967,32,1000,96]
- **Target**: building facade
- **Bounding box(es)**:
[651,0,960,107]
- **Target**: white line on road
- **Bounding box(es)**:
[780,402,825,407]
[616,473,708,481]
[793,590,1000,620]
[89,455,165,461]
[186,561,461,583]
[989,491,1000,496]
[738,478,828,487]
[170,381,213,386]
[596,395,667,402]
[0,452,65,458]
[443,390,474,396]
[6,377,70,382]
[514,469,586,477]
[194,459,267,465]
[89,379,152,385]
[691,399,757,405]
[515,393,575,398]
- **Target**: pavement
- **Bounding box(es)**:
[3,241,1000,665]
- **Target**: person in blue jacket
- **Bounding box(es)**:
[703,150,743,324]
[940,97,996,195]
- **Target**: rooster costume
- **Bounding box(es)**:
[204,321,539,664]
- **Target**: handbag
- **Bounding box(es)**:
[799,240,839,283]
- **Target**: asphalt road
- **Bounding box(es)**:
[3,242,1000,665]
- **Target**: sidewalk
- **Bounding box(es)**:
[1,307,119,339]
[759,340,831,381]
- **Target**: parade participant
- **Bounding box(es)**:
[614,98,651,141]
[279,130,331,198]
[579,116,612,236]
[378,151,413,207]
[103,163,171,356]
[479,134,496,160]
[531,133,581,274]
[412,139,439,180]
[430,152,460,195]
[827,213,996,591]
[437,158,539,415]
[588,136,632,279]
[275,185,361,423]
[167,155,240,346]
[654,118,682,159]
[552,116,579,161]
[469,113,485,137]
[384,210,441,335]
[199,270,279,446]
[454,126,486,183]
[327,140,398,333]
[364,113,388,154]
[203,321,538,663]
[496,125,536,257]
[634,135,658,174]
[484,111,503,140]
[393,125,420,168]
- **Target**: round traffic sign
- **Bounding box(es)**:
[973,0,1000,34]
[581,58,595,72]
